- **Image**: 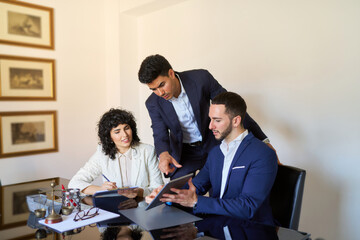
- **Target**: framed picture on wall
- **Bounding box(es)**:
[0,0,54,49]
[0,177,59,230]
[0,55,56,101]
[0,111,58,159]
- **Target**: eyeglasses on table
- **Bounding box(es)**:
[73,207,99,222]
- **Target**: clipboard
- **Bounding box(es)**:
[92,187,139,226]
[93,189,129,213]
[145,173,193,210]
[93,186,138,198]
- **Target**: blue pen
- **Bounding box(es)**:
[102,174,110,182]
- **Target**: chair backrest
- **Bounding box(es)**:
[270,165,306,230]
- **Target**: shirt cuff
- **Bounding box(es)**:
[193,201,198,209]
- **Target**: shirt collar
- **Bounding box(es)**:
[220,129,249,149]
[169,74,185,102]
[117,148,132,160]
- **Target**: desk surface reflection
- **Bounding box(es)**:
[27,207,310,240]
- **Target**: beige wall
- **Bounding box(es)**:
[1,0,107,183]
[0,0,359,239]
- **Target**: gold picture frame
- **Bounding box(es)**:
[8,232,61,240]
[0,177,59,230]
[0,0,54,49]
[0,55,56,101]
[0,111,58,158]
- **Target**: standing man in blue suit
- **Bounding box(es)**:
[156,92,278,225]
[138,54,275,179]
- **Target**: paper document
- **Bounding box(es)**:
[38,209,119,233]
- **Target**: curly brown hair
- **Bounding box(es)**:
[98,108,140,160]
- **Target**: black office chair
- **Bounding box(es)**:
[270,165,306,230]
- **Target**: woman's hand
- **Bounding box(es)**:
[117,187,143,198]
[82,182,117,195]
[100,181,117,190]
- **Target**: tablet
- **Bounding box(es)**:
[145,173,193,210]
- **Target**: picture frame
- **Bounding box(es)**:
[0,177,59,230]
[0,111,58,158]
[0,55,56,101]
[9,232,61,240]
[0,0,54,49]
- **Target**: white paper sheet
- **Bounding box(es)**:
[38,209,119,233]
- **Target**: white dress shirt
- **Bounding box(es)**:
[68,143,164,197]
[169,75,202,143]
[118,148,132,187]
[219,130,248,198]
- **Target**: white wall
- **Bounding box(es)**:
[135,0,360,240]
[0,0,118,184]
[0,0,359,239]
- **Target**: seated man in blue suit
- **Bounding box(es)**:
[138,54,276,179]
[149,92,278,225]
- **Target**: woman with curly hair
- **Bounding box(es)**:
[69,108,163,197]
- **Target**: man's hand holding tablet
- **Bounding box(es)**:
[145,173,194,210]
[160,178,198,208]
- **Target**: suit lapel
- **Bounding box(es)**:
[158,97,181,133]
[229,137,251,171]
[222,134,252,196]
[212,150,224,196]
[112,154,123,187]
[130,147,140,185]
[179,73,202,128]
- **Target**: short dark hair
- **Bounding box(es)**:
[98,108,140,159]
[211,92,247,125]
[138,54,172,84]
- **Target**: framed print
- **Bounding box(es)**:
[0,55,56,101]
[0,111,58,158]
[0,0,54,49]
[9,232,61,240]
[0,177,59,230]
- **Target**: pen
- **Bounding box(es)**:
[102,174,110,182]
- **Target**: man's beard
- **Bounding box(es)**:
[217,123,232,141]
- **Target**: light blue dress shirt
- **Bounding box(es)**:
[169,76,202,143]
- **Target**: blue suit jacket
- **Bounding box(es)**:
[145,69,267,167]
[193,132,278,225]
